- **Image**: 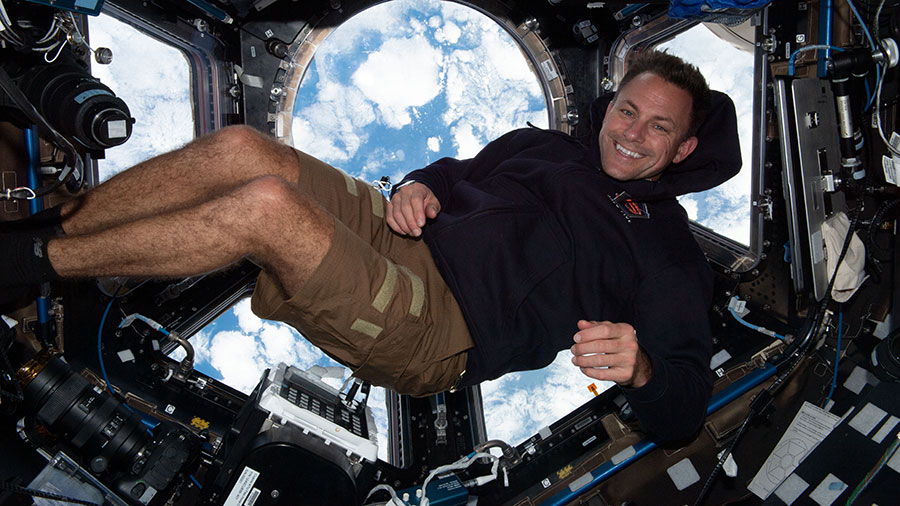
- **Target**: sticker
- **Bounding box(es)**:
[609,191,650,221]
[666,458,700,491]
[872,416,899,444]
[710,349,732,370]
[848,402,888,437]
[809,473,846,506]
[74,88,112,104]
[611,445,636,465]
[773,474,809,505]
[117,349,135,362]
[244,488,261,506]
[223,467,260,506]
[107,119,128,139]
[843,366,879,395]
[567,472,593,492]
[540,59,559,81]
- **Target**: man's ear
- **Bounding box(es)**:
[672,136,698,164]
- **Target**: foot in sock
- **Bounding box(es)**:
[0,205,63,234]
[0,234,60,286]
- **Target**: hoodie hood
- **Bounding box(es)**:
[587,89,742,201]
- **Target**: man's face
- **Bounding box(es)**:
[598,72,698,181]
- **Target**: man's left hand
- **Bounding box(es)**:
[570,320,652,388]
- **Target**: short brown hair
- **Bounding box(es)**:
[618,49,712,139]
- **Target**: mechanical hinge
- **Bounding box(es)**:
[760,34,777,54]
[434,403,448,446]
[753,194,774,221]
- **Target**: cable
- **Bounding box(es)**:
[844,432,900,505]
[0,480,101,506]
[788,45,846,76]
[364,484,402,506]
[873,59,900,157]
[419,451,499,506]
[117,313,171,337]
[694,206,864,506]
[728,305,786,340]
[824,306,843,407]
[845,0,877,50]
[96,291,127,399]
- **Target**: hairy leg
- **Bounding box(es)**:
[49,176,332,295]
[61,126,301,236]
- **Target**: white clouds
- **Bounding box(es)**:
[679,194,700,221]
[352,36,443,128]
[292,0,547,167]
[207,330,266,393]
[481,351,612,444]
[435,21,462,44]
[233,298,263,333]
[427,136,441,152]
[89,14,193,181]
[292,82,374,164]
[659,25,755,245]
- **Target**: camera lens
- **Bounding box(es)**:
[20,62,134,151]
[20,354,149,469]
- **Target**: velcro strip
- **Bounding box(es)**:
[372,259,398,313]
[399,265,425,318]
[350,318,382,339]
[367,185,384,218]
[342,171,359,197]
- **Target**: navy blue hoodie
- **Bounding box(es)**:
[397,91,740,440]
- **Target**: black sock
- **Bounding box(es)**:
[0,206,64,233]
[1,235,60,286]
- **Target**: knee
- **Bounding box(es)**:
[210,125,268,152]
[209,126,298,181]
[237,176,315,229]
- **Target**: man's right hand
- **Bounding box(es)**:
[386,182,441,237]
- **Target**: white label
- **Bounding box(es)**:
[748,402,840,499]
[223,467,260,506]
[244,488,261,506]
[107,119,128,139]
[540,59,559,81]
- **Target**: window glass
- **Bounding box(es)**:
[288,0,591,451]
[658,24,755,245]
[88,13,193,182]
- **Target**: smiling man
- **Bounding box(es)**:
[2,50,739,441]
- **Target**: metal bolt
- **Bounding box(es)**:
[271,86,283,97]
[525,17,538,30]
[193,19,209,33]
[632,16,643,27]
[94,47,113,65]
[271,490,280,499]
[601,77,614,92]
[796,34,806,44]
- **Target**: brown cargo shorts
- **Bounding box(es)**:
[250,149,473,396]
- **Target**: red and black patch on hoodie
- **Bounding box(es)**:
[609,191,650,221]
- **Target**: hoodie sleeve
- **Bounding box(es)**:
[624,259,714,441]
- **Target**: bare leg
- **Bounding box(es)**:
[49,176,332,295]
[61,126,301,236]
